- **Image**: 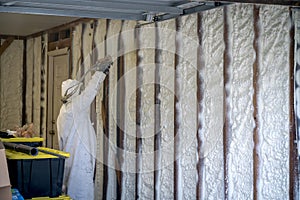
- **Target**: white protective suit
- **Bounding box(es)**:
[57,71,106,200]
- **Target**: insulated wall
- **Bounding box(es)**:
[0,40,23,130]
[0,36,47,137]
[0,3,296,200]
[68,4,296,200]
[24,36,47,138]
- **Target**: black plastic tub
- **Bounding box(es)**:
[6,147,69,199]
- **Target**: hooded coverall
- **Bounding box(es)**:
[57,71,106,200]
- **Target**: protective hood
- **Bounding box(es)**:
[61,79,81,102]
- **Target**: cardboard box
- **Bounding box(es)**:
[0,141,12,200]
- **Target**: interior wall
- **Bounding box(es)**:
[0,3,297,200]
[70,4,294,199]
[77,4,293,199]
[24,35,47,139]
[293,9,300,200]
[0,35,47,136]
[0,40,23,130]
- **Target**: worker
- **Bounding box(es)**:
[57,56,112,200]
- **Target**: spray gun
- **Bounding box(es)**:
[78,55,113,82]
[61,55,113,104]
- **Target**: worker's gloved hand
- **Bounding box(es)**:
[94,55,113,74]
[103,65,110,75]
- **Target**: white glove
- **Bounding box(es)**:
[94,55,113,74]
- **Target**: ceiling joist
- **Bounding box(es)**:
[0,0,228,22]
[0,37,14,56]
[0,6,146,20]
[0,0,299,22]
[0,0,299,37]
[195,0,300,7]
[1,0,183,15]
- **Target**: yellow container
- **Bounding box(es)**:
[31,195,71,200]
[6,147,70,199]
[0,137,44,147]
[5,147,69,159]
